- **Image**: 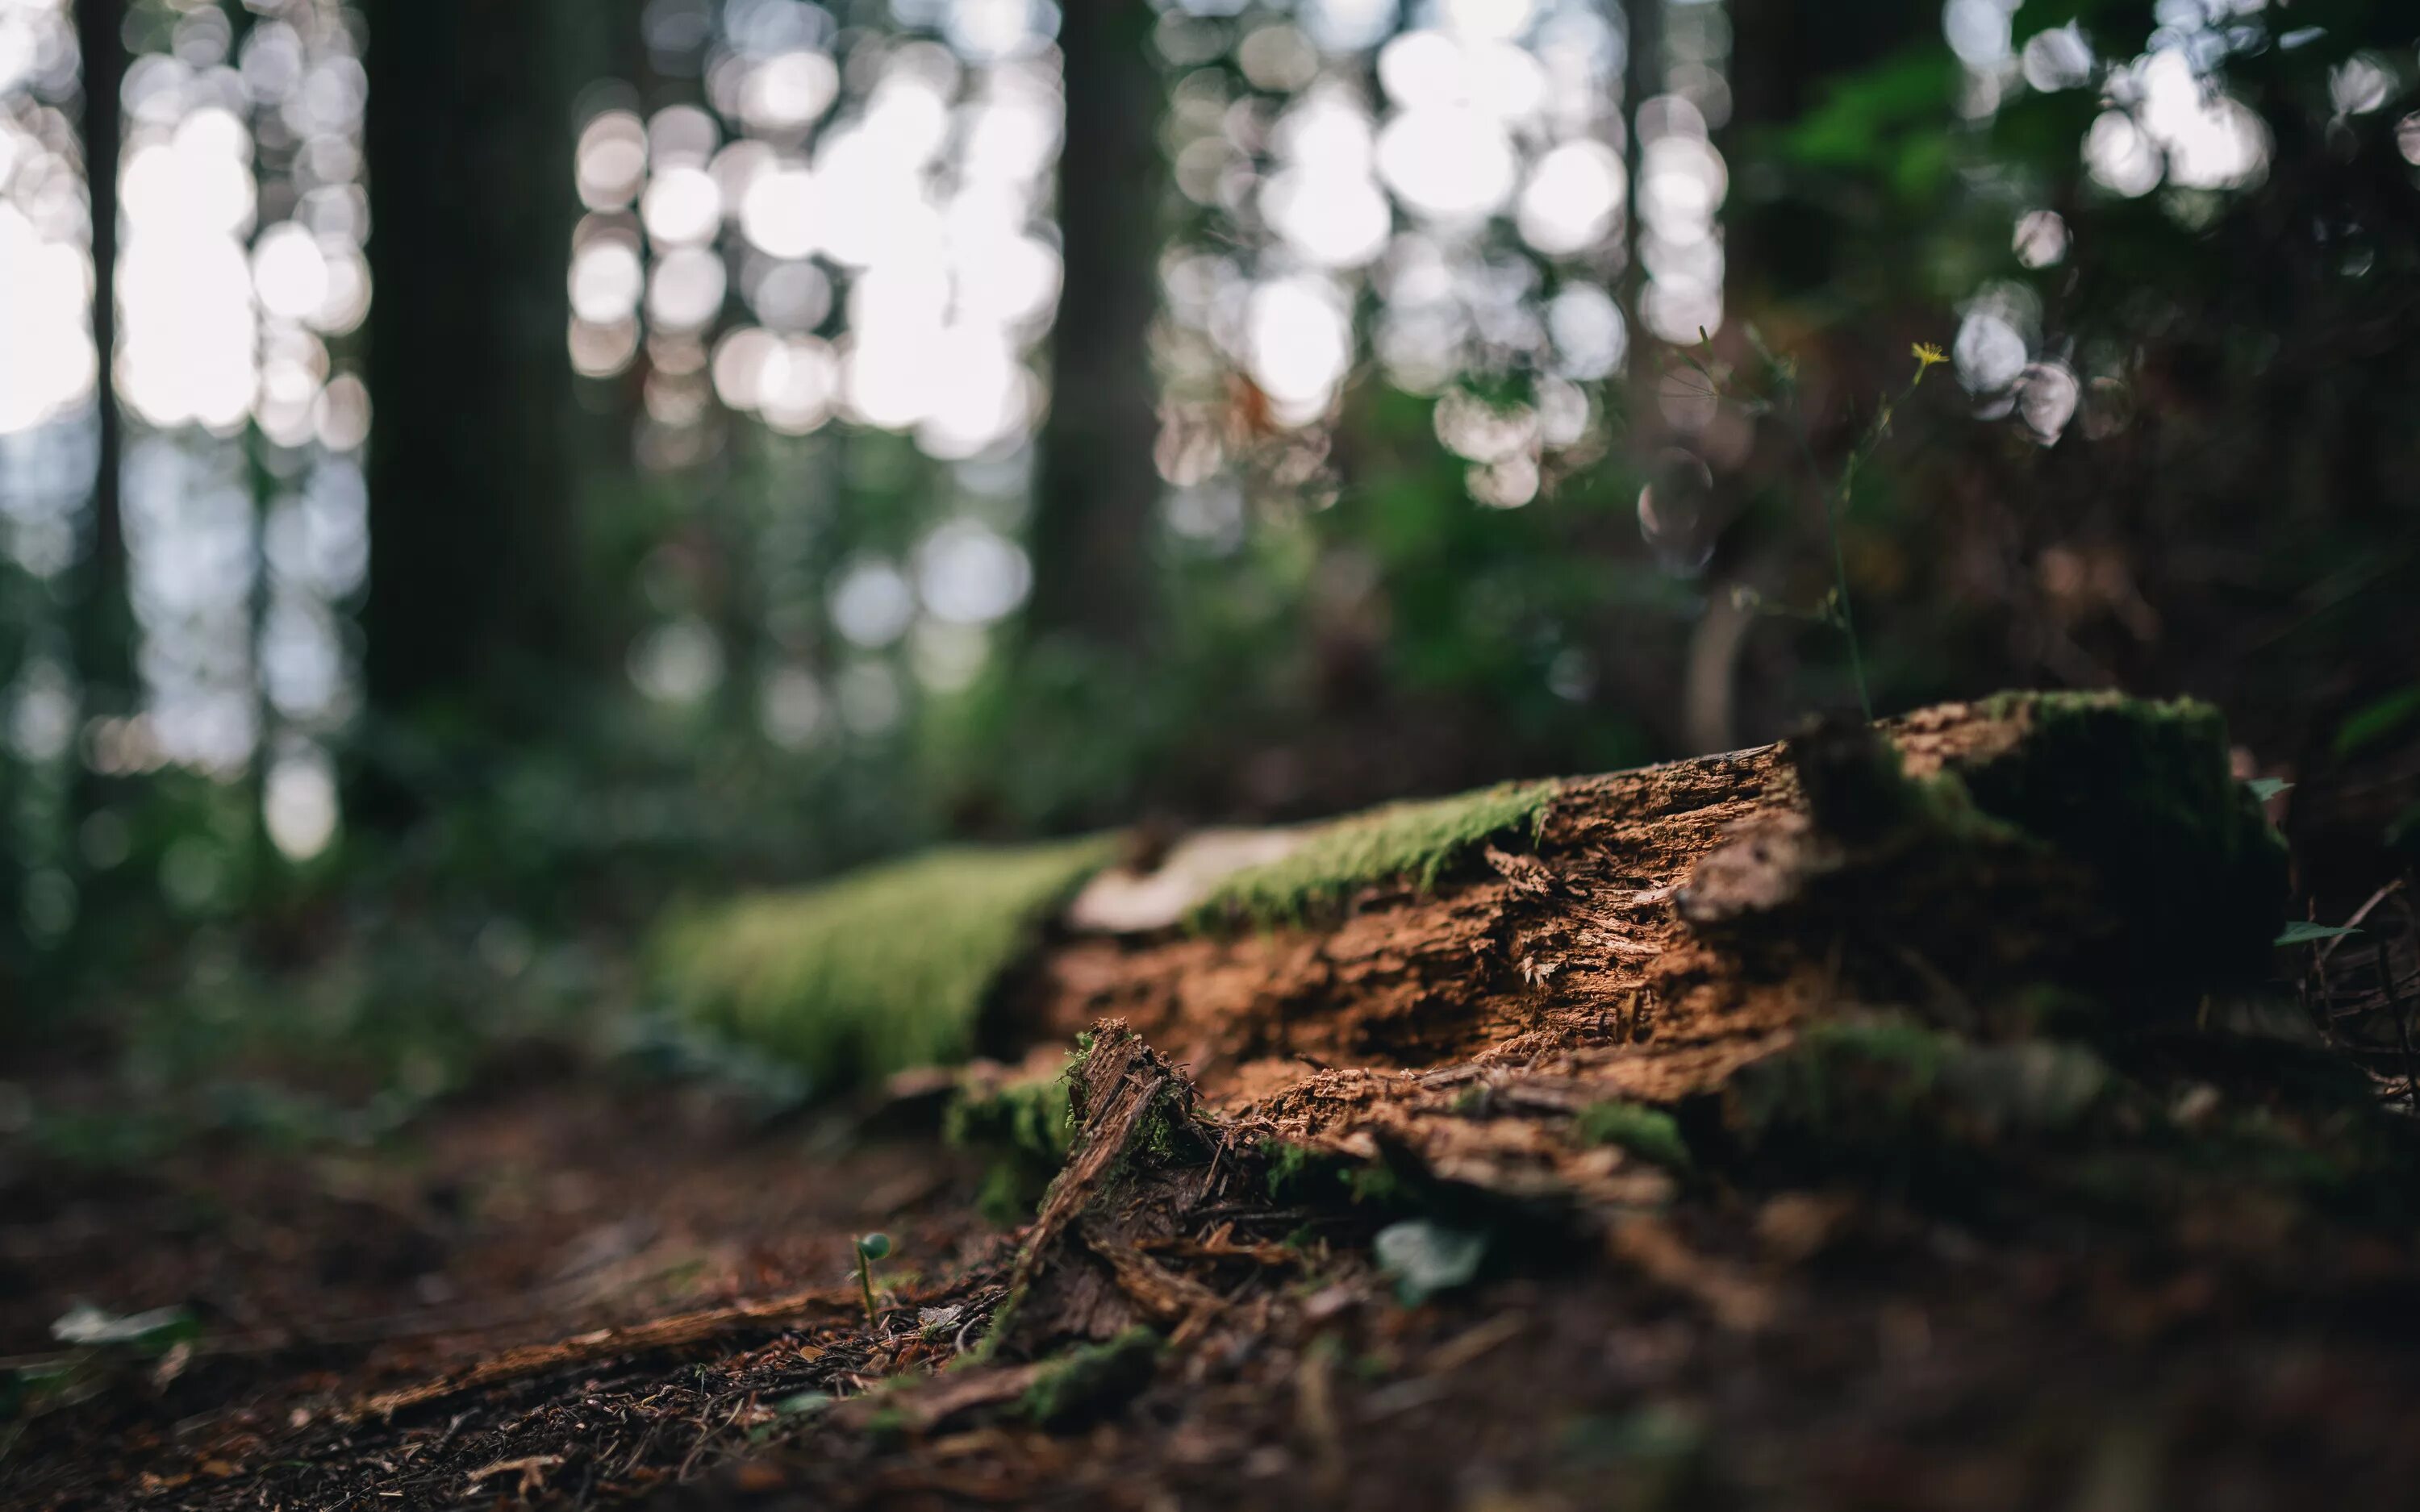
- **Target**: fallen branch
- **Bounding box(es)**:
[355,1285,858,1418]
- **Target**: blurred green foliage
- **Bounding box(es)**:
[7,0,2418,1155]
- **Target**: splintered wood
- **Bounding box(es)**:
[1030,745,1793,1095]
[1009,739,1798,1210]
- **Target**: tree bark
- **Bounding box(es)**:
[1022,0,1163,652]
[73,0,128,702]
[360,0,594,752]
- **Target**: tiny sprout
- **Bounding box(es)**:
[854,1232,892,1327]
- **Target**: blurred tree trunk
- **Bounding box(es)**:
[360,0,593,763]
[1722,0,1935,299]
[73,0,128,704]
[1024,1,1162,652]
[66,0,137,947]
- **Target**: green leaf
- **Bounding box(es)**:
[1783,49,1961,173]
[2244,777,2292,802]
[856,1232,891,1261]
[1373,1220,1487,1305]
[774,1391,832,1416]
[2334,686,2420,758]
[2276,921,2360,946]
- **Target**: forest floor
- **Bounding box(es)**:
[9,704,2420,1511]
[13,1021,2420,1512]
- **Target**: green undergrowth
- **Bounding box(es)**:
[1262,1139,1412,1210]
[1719,1006,2420,1221]
[945,1064,1075,1225]
[652,835,1118,1093]
[1962,691,2287,985]
[1193,778,1561,928]
[1727,1017,2109,1162]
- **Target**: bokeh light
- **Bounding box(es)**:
[1152,0,1642,523]
[85,0,371,864]
[572,6,1061,477]
[1942,1,2286,448]
[578,3,1070,726]
[0,0,98,444]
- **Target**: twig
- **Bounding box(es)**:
[354,1285,854,1418]
[1791,421,1871,723]
[2319,879,2405,966]
[2396,886,2420,1109]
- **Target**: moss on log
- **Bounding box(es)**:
[1187,778,1561,928]
[651,836,1116,1092]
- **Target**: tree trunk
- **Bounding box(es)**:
[1022,0,1163,652]
[73,0,129,705]
[1721,0,1938,302]
[359,0,593,752]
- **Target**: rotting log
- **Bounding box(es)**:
[975,694,2280,1198]
[662,693,2289,1325]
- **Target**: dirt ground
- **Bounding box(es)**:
[10,1044,2420,1512]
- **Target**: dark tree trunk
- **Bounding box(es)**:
[1024,1,1163,652]
[360,0,592,748]
[1721,0,1936,300]
[73,0,127,699]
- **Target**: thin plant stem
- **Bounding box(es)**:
[1786,421,1872,723]
[1783,360,1935,726]
[1696,336,1937,728]
[854,1235,888,1327]
[1823,471,1873,724]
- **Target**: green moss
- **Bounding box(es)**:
[1346,1162,1408,1205]
[2062,1098,2420,1221]
[1262,1139,1318,1199]
[1573,1101,1693,1170]
[945,1069,1074,1161]
[1254,1138,1423,1214]
[1015,1327,1162,1429]
[946,1060,1079,1226]
[1959,692,2286,986]
[1729,1018,2134,1181]
[1193,778,1562,928]
[1728,1018,1955,1150]
[653,836,1118,1091]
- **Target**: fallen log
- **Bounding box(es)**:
[666,691,2287,1230]
[1033,692,2276,1084]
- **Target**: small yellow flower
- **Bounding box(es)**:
[1911,342,1948,373]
